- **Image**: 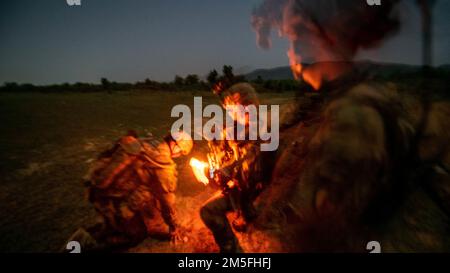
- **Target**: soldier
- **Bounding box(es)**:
[226,0,450,252]
[70,130,193,250]
[269,61,450,252]
[200,83,266,253]
[247,0,450,252]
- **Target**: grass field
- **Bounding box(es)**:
[0,90,295,252]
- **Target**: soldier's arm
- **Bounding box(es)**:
[157,192,179,231]
[315,97,386,213]
[295,95,388,242]
[155,167,179,231]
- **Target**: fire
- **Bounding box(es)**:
[226,180,236,189]
[287,46,303,80]
[302,68,322,90]
[189,157,209,185]
[290,62,303,80]
[287,46,323,90]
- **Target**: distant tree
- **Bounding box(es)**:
[101,77,110,89]
[185,74,200,86]
[174,75,184,86]
[263,80,274,90]
[142,78,159,90]
[222,65,234,81]
[207,69,219,86]
[3,82,18,91]
[254,75,264,84]
[21,83,35,92]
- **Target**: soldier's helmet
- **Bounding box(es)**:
[220,83,259,107]
[171,130,193,155]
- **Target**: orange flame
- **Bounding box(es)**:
[226,180,236,189]
[302,68,322,90]
[189,157,209,185]
[287,46,302,80]
[287,43,324,90]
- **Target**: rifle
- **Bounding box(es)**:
[206,141,243,194]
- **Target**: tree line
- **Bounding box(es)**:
[0,65,302,93]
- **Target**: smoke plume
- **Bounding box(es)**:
[251,0,402,83]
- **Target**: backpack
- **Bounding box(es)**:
[86,136,153,198]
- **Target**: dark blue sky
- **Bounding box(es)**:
[0,0,449,85]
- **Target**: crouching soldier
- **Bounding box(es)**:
[200,83,267,252]
[67,130,193,251]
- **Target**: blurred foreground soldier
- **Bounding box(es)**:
[67,130,193,251]
[251,0,449,252]
[200,83,267,252]
[272,62,450,252]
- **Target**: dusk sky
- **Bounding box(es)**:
[0,0,449,85]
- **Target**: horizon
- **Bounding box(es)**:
[1,0,449,85]
[2,59,449,86]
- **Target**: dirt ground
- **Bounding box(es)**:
[0,90,294,252]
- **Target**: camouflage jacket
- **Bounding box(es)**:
[87,136,177,201]
[274,80,450,252]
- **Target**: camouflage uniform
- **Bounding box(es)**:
[273,72,450,252]
[200,83,265,252]
[200,139,263,252]
[87,135,179,245]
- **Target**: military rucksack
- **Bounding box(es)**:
[85,135,155,198]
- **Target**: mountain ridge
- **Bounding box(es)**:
[245,61,450,81]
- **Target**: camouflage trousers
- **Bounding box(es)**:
[200,190,256,253]
[89,185,177,246]
[89,193,151,245]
